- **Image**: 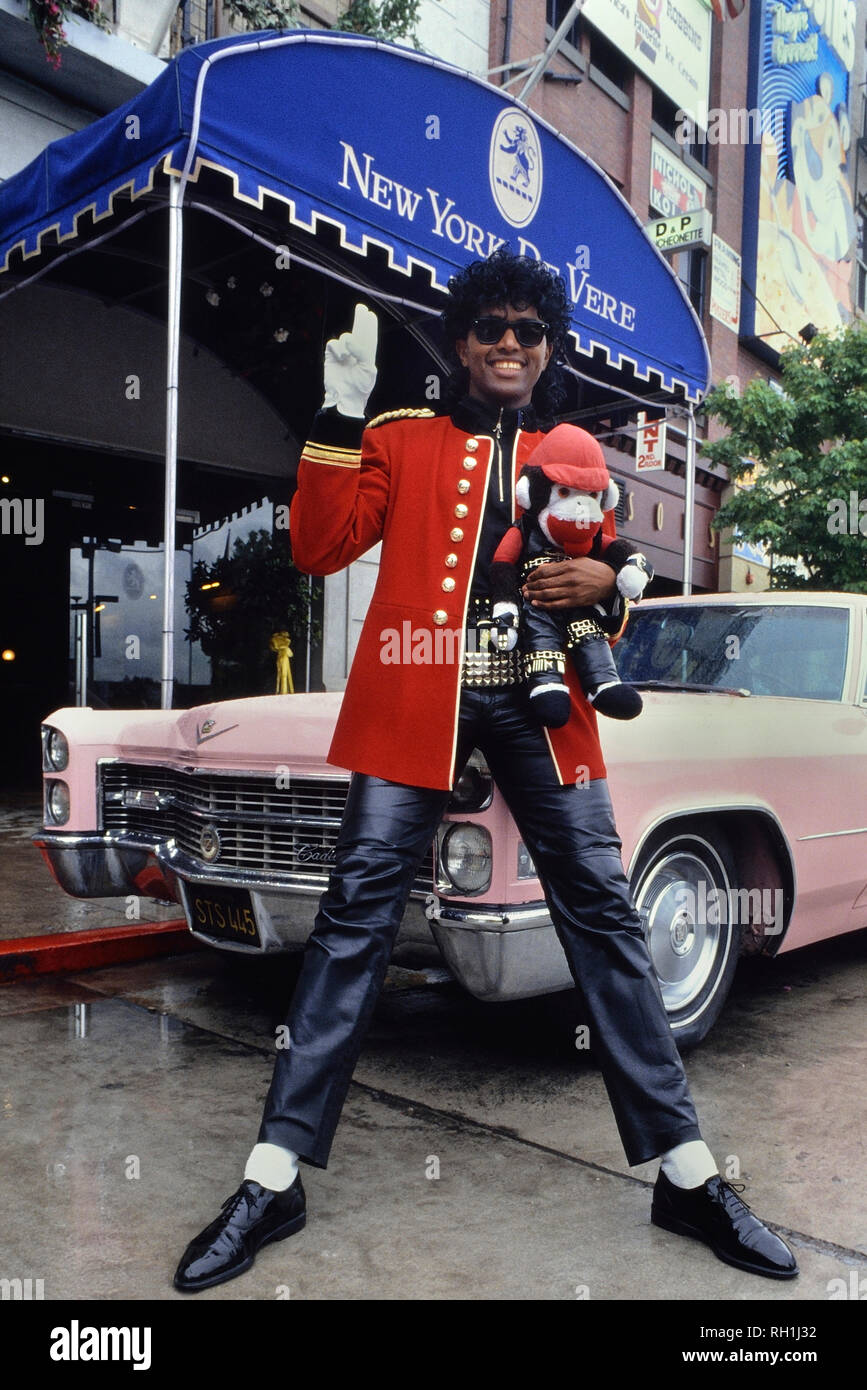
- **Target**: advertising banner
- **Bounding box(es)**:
[647,208,713,252]
[650,137,709,218]
[710,234,742,329]
[636,412,667,470]
[741,0,857,345]
[583,0,712,120]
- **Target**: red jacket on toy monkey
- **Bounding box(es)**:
[490,423,652,726]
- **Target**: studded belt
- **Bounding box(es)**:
[461,648,522,688]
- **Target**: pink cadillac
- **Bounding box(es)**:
[35,590,867,1047]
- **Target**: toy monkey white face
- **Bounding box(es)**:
[516,475,619,550]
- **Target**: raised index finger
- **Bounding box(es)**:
[350,303,378,359]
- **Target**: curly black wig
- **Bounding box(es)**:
[440,244,573,414]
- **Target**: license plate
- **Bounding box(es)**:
[186,884,262,947]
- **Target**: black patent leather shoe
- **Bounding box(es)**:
[173,1176,306,1292]
[651,1171,798,1280]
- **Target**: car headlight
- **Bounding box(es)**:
[42,726,69,772]
[44,780,70,826]
[438,822,492,895]
[448,751,493,813]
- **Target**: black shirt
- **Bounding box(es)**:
[449,395,540,600]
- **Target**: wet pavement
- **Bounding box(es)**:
[1,925,866,1302]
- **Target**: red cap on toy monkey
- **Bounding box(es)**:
[527,423,610,491]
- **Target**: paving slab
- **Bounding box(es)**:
[0,986,859,1302]
[61,933,867,1253]
[0,929,860,1302]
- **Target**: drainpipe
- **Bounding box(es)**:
[502,0,513,72]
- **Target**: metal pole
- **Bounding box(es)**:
[305,586,312,694]
[74,608,87,706]
[517,0,584,103]
[682,407,696,595]
[161,175,183,709]
[85,544,95,701]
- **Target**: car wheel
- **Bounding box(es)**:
[630,825,741,1050]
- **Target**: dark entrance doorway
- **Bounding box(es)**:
[0,434,292,784]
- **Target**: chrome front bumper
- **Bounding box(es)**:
[35,832,570,995]
[34,831,172,900]
[426,900,571,1000]
[34,831,431,955]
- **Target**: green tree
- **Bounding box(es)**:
[336,0,421,45]
[703,323,867,592]
[226,0,421,43]
[224,1,298,30]
[185,530,314,697]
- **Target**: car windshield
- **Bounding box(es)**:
[614,604,849,701]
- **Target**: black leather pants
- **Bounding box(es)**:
[258,688,701,1168]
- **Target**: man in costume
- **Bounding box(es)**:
[174,248,797,1291]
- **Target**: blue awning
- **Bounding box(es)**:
[0,30,710,401]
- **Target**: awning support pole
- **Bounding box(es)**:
[161,175,183,709]
[682,406,696,596]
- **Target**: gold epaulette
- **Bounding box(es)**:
[366,408,436,429]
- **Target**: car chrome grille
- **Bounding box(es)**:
[100,763,434,893]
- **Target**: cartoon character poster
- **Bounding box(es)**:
[744,0,857,346]
[582,0,711,122]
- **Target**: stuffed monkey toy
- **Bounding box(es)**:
[490,423,652,727]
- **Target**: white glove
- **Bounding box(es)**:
[322,303,378,417]
[616,555,651,599]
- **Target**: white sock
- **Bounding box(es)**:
[660,1140,718,1189]
[244,1142,299,1192]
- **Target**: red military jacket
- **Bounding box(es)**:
[289,405,615,791]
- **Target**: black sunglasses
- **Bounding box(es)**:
[470,316,550,348]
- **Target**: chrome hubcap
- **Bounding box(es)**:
[670,909,694,955]
[634,845,730,1014]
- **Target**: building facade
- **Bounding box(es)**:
[487,0,866,592]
